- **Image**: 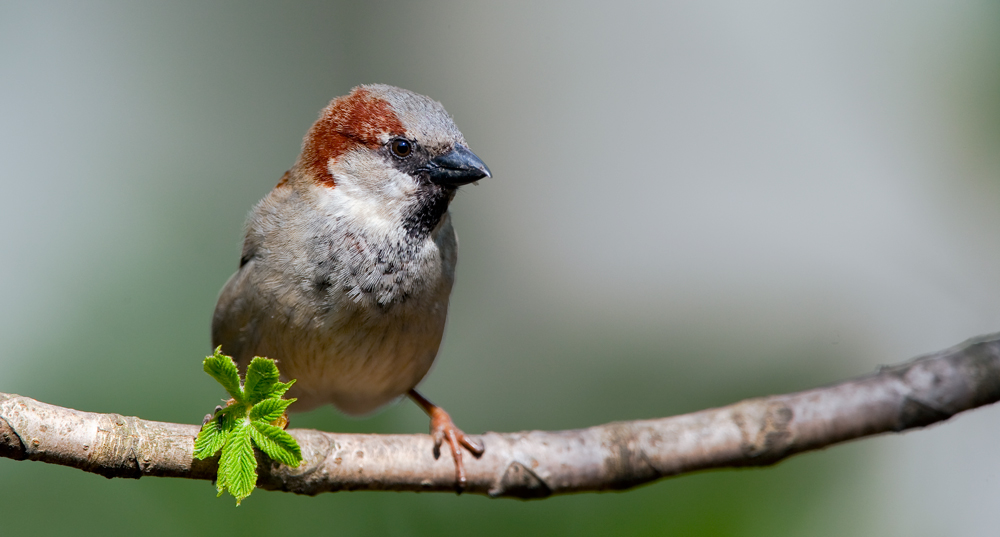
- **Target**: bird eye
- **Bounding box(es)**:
[390,138,413,158]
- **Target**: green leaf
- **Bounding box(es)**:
[244,357,281,404]
[196,350,302,504]
[220,402,249,430]
[249,398,295,423]
[268,379,296,399]
[203,348,244,403]
[193,418,226,459]
[249,421,302,467]
[217,420,257,505]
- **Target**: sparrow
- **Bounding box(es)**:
[211,84,490,489]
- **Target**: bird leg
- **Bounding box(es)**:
[408,389,484,492]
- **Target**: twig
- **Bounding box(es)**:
[2,332,998,499]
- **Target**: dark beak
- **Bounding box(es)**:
[426,145,492,186]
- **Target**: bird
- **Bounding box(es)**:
[211,84,490,489]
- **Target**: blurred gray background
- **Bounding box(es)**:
[2,1,999,535]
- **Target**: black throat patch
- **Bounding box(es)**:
[402,183,454,239]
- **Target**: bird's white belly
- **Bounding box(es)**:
[254,297,448,415]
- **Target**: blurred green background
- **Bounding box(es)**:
[2,1,999,535]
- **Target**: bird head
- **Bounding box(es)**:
[289,84,490,237]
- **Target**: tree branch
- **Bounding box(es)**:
[2,332,999,499]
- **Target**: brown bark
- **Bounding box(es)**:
[2,332,998,499]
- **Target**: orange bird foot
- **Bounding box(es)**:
[409,389,484,492]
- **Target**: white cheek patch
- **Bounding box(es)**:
[379,168,419,198]
[320,150,420,233]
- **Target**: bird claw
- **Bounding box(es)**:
[409,389,484,492]
[428,405,484,492]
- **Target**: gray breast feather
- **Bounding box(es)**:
[211,189,458,414]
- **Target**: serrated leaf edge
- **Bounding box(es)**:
[249,421,302,467]
[193,419,226,459]
[249,397,295,422]
[203,348,244,403]
[245,357,281,404]
[268,379,295,399]
[217,420,257,505]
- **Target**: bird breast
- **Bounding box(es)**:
[212,185,458,415]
